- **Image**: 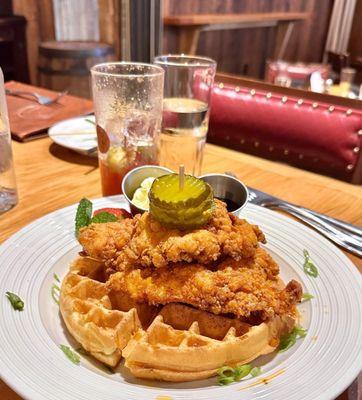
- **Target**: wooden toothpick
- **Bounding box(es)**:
[179,165,185,190]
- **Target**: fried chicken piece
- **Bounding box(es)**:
[78,218,135,261]
[107,248,302,321]
[78,200,265,272]
[159,303,251,340]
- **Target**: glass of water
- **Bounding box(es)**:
[154,54,216,175]
[91,62,164,196]
[0,67,18,213]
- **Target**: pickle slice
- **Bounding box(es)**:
[150,174,211,207]
[149,174,214,229]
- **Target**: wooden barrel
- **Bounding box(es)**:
[38,41,115,99]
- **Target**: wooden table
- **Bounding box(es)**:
[0,138,361,399]
[164,12,309,58]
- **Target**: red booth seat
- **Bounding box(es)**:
[208,81,362,183]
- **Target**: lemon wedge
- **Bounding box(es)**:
[131,177,156,210]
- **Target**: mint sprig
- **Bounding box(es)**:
[90,211,118,224]
[75,199,121,237]
[75,198,93,237]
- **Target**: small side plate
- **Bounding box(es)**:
[48,116,97,157]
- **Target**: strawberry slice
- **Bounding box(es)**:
[93,207,131,219]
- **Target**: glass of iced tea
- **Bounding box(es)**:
[154,55,216,176]
[91,62,164,196]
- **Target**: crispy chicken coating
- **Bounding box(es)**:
[78,200,265,272]
[78,218,135,261]
[107,248,302,321]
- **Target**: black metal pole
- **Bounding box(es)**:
[128,0,162,63]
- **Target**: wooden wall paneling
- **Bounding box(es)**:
[13,0,39,84]
[349,0,362,62]
[348,0,362,85]
[12,0,55,85]
[98,0,115,44]
[178,25,202,54]
[293,0,317,61]
[98,0,121,58]
[37,0,55,41]
[163,0,334,79]
[163,0,171,17]
[304,0,333,62]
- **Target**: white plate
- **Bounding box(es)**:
[48,116,97,156]
[0,197,361,400]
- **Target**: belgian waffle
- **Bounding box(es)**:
[60,257,295,380]
[60,257,142,367]
[123,303,294,381]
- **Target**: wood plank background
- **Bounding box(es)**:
[349,0,362,61]
[163,0,334,79]
[13,0,334,85]
[13,0,55,84]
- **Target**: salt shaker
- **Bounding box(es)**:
[0,67,18,212]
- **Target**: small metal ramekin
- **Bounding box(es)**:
[121,165,173,215]
[199,173,249,214]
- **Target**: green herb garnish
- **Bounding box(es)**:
[301,293,314,302]
[279,325,307,352]
[60,345,80,365]
[217,364,262,386]
[294,325,307,338]
[53,273,60,283]
[75,198,93,237]
[75,199,120,237]
[90,211,118,224]
[234,364,252,381]
[6,292,24,311]
[250,366,262,377]
[303,250,318,277]
[217,366,235,385]
[51,284,60,305]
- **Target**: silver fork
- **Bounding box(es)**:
[5,89,68,105]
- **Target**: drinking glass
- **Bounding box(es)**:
[0,67,18,213]
[154,55,216,176]
[91,62,164,196]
